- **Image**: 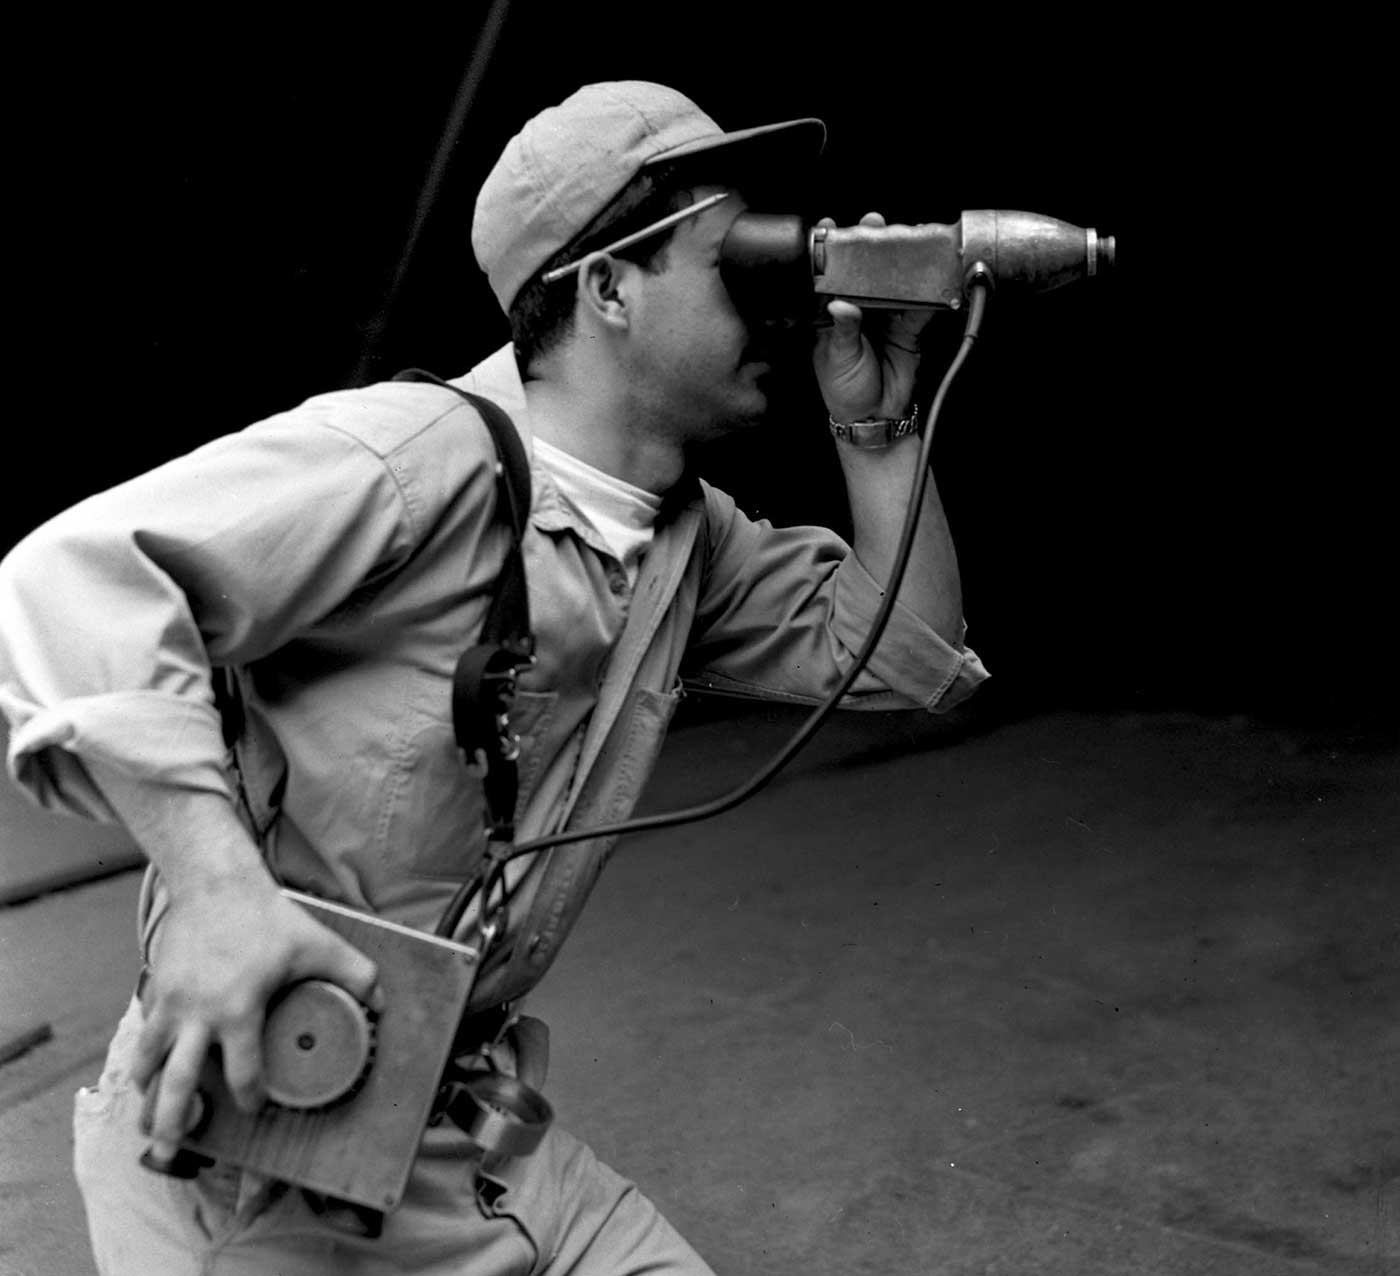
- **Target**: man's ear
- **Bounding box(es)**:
[577,252,632,332]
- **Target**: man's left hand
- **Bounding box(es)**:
[812,211,933,424]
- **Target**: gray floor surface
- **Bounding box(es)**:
[2,703,1396,1274]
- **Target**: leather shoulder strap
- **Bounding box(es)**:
[393,368,533,655]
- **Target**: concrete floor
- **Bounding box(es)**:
[1,700,1396,1274]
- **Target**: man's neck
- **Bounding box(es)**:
[523,376,686,497]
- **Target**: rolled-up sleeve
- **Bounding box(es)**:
[0,413,416,820]
[681,482,988,712]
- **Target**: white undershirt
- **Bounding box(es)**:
[533,437,662,589]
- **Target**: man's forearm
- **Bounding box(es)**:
[837,440,964,645]
[84,760,279,915]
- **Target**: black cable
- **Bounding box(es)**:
[475,858,509,952]
[437,281,990,937]
[435,868,483,939]
[435,839,510,940]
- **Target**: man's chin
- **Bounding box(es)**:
[735,378,772,427]
[748,360,778,399]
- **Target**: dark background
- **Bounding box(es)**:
[10,8,1388,726]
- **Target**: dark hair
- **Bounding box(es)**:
[510,160,695,376]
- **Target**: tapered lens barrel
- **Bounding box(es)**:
[960,210,1112,293]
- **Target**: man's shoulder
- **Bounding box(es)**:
[269,345,525,467]
[280,379,501,465]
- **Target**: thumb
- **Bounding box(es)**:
[818,299,865,369]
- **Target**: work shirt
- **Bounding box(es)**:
[0,345,987,1007]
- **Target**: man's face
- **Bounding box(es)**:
[621,185,778,441]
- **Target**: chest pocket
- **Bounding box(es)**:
[404,689,558,881]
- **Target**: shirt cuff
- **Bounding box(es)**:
[830,553,990,712]
[2,687,231,821]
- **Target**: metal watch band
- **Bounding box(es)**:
[827,403,921,449]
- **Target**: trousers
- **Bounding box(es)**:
[74,1000,714,1275]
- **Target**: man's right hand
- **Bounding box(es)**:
[130,872,380,1163]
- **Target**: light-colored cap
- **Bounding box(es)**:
[472,81,825,313]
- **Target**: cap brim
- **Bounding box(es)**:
[646,116,826,172]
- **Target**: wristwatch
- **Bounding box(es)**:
[827,403,921,449]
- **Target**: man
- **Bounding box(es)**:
[0,81,986,1273]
